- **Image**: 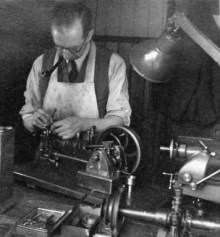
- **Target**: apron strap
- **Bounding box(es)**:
[40,48,57,107]
[94,47,112,118]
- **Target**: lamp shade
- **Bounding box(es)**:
[129,31,180,83]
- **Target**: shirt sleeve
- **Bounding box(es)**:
[105,53,132,126]
[19,55,44,118]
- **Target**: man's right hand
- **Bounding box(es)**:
[23,109,53,133]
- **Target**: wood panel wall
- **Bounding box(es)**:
[79,0,170,37]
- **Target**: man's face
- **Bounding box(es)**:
[51,19,91,61]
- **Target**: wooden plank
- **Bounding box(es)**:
[148,0,167,37]
[105,0,121,36]
[119,0,136,37]
[133,0,150,37]
[95,0,107,35]
[93,0,170,37]
[81,0,98,31]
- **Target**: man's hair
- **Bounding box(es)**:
[51,2,93,38]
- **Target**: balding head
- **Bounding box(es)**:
[51,2,93,39]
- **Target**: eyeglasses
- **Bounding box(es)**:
[55,40,86,56]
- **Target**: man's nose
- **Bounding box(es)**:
[61,49,71,59]
[62,48,70,54]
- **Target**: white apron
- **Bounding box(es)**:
[42,42,99,121]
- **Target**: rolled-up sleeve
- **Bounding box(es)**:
[19,55,43,118]
[105,53,131,126]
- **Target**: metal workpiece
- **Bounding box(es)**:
[183,209,220,232]
[189,218,220,232]
[119,207,169,227]
[126,175,136,206]
[171,188,182,212]
[160,139,209,161]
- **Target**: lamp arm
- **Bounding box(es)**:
[173,12,220,66]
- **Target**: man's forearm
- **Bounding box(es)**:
[23,115,35,133]
[82,116,124,132]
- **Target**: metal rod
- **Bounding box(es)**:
[190,218,220,232]
[119,207,156,222]
[160,146,170,151]
[174,12,220,67]
[119,207,168,226]
[54,152,88,164]
[196,169,220,185]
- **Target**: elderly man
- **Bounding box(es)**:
[20,2,131,139]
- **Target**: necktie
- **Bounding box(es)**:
[68,60,78,82]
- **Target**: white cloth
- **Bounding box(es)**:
[20,41,131,126]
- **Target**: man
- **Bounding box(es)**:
[20,2,131,140]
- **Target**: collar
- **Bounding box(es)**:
[66,41,90,71]
[75,41,90,69]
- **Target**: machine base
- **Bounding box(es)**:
[13,159,108,205]
[78,171,121,194]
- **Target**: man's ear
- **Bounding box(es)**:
[87,29,94,41]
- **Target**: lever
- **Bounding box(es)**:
[163,172,174,190]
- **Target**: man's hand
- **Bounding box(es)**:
[23,109,53,133]
[50,116,86,139]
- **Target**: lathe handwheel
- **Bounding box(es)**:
[102,190,124,235]
[96,126,142,173]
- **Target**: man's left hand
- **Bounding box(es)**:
[50,116,86,139]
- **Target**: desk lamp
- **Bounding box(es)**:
[129,12,220,83]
